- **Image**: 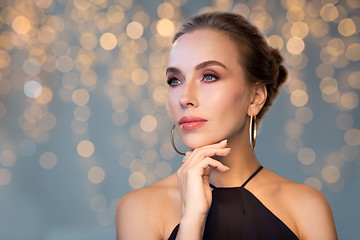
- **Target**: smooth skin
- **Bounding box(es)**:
[116,29,337,240]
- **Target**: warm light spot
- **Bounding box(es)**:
[348,71,360,89]
[157,2,175,19]
[336,113,353,130]
[345,43,360,61]
[112,95,128,112]
[39,112,56,130]
[298,147,316,165]
[321,89,339,103]
[320,77,338,95]
[34,0,53,8]
[72,89,90,106]
[73,0,91,10]
[153,86,168,104]
[310,19,329,37]
[344,129,360,146]
[24,81,42,98]
[286,7,305,23]
[320,4,338,22]
[80,32,98,50]
[304,177,322,190]
[100,33,117,50]
[12,16,32,34]
[56,56,74,72]
[88,166,105,184]
[340,92,358,110]
[126,21,143,40]
[131,68,148,85]
[77,140,95,158]
[295,107,313,124]
[233,3,250,18]
[267,35,284,50]
[39,152,57,169]
[286,37,305,54]
[290,21,309,38]
[321,165,340,183]
[140,115,157,133]
[36,86,53,104]
[38,26,56,44]
[128,171,146,189]
[326,38,345,56]
[290,89,308,107]
[0,50,11,68]
[347,0,360,8]
[0,150,16,167]
[338,18,356,36]
[156,18,175,37]
[0,168,11,186]
[107,5,124,23]
[23,58,42,76]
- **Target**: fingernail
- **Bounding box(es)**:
[220,139,227,143]
[225,166,230,171]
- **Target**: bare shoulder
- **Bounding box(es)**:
[284,182,337,239]
[116,173,180,240]
[256,168,337,240]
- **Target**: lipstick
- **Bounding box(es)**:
[179,116,207,130]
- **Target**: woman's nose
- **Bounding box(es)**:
[179,82,199,108]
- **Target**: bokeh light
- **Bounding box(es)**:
[0,0,359,238]
[77,140,95,158]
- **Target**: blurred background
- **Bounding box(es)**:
[0,0,359,239]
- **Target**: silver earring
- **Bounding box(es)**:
[171,124,186,155]
[249,114,257,150]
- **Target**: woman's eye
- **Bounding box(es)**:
[202,74,218,82]
[167,77,182,86]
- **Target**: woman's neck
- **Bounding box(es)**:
[210,132,261,188]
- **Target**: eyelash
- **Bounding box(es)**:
[167,73,219,87]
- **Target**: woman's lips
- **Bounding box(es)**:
[178,116,208,130]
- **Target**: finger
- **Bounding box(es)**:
[199,139,228,149]
[199,157,230,173]
[190,147,231,160]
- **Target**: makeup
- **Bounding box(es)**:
[179,116,208,130]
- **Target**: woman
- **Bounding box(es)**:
[116,12,337,240]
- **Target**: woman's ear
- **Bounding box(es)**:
[247,85,267,116]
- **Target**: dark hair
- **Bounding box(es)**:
[173,12,287,123]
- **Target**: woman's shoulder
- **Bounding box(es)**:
[257,168,337,239]
[116,173,181,239]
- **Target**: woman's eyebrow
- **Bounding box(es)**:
[166,60,227,75]
[166,67,181,75]
[195,60,228,70]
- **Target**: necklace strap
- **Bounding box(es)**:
[210,165,263,189]
[241,165,263,188]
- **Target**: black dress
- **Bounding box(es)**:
[168,166,299,240]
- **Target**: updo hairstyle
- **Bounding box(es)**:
[173,12,288,123]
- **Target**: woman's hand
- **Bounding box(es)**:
[175,139,230,239]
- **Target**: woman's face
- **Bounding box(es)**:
[167,29,252,149]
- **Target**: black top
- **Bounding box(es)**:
[168,166,299,240]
